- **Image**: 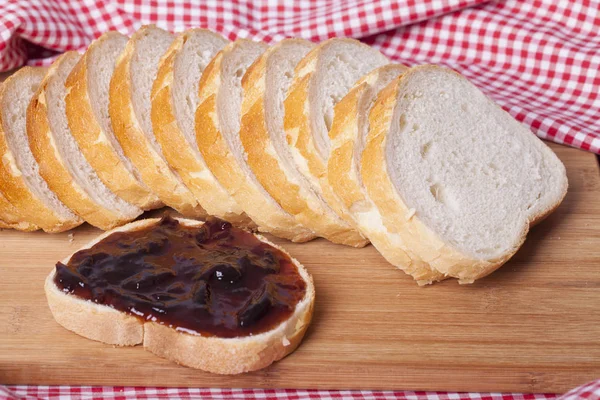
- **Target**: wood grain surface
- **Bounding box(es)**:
[0,136,598,393]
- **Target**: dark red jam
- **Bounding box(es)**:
[54,216,307,338]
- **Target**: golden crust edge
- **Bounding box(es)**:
[275,51,368,247]
[65,32,162,211]
[201,39,317,242]
[28,52,140,230]
[151,31,253,226]
[0,67,82,233]
[109,25,206,218]
[195,39,304,238]
[328,73,445,284]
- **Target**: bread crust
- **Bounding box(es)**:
[0,67,82,233]
[326,80,366,217]
[28,52,141,230]
[327,65,406,217]
[0,189,38,231]
[109,25,206,218]
[240,40,367,247]
[240,39,317,243]
[45,217,315,374]
[284,39,362,228]
[152,30,252,226]
[285,63,368,246]
[327,65,445,284]
[65,32,161,211]
[361,66,564,283]
[196,39,315,242]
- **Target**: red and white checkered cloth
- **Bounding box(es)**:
[1,379,600,400]
[0,0,599,398]
[1,0,599,153]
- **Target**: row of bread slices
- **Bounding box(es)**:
[0,26,568,284]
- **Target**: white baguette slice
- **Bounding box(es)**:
[362,65,568,283]
[239,38,317,241]
[28,52,143,230]
[277,38,388,246]
[238,39,318,242]
[0,189,38,231]
[45,217,315,374]
[0,67,82,233]
[152,29,252,226]
[196,39,315,242]
[327,64,445,285]
[240,39,362,246]
[65,32,161,210]
[110,25,206,217]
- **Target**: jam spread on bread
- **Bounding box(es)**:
[54,216,307,338]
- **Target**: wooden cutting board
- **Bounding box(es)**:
[0,142,599,394]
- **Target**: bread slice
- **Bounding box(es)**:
[240,39,360,246]
[109,25,206,217]
[326,64,444,284]
[361,65,568,283]
[261,38,386,246]
[0,189,38,231]
[65,32,161,210]
[27,52,143,230]
[196,39,315,242]
[152,29,252,225]
[0,67,82,233]
[0,78,34,232]
[45,217,315,374]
